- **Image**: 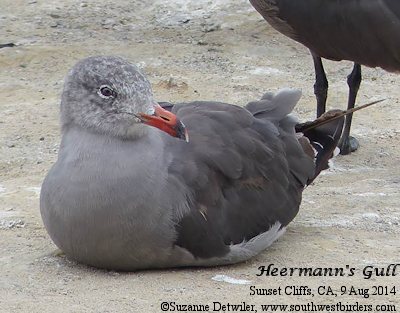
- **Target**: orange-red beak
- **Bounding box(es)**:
[138,104,189,142]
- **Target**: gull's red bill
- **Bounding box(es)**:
[138,104,189,142]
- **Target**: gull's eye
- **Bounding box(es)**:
[98,85,116,99]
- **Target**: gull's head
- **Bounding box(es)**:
[60,56,187,141]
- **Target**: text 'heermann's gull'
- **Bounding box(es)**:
[249,0,400,154]
[40,56,358,271]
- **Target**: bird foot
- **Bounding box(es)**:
[339,136,359,155]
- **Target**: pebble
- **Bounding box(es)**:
[101,18,117,29]
[361,213,382,222]
[202,22,221,33]
[0,219,26,229]
[49,21,59,28]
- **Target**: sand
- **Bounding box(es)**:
[1,0,399,312]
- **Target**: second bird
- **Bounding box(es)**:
[249,0,400,154]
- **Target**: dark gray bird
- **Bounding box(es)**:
[249,0,400,154]
[40,56,345,271]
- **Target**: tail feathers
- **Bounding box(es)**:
[296,99,384,184]
[297,110,345,184]
[246,88,302,120]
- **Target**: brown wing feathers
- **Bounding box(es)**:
[164,95,380,259]
[169,93,308,258]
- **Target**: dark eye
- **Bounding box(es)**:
[98,85,116,99]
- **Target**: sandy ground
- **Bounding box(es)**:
[1,0,399,312]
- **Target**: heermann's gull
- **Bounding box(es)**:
[249,0,400,154]
[40,56,348,271]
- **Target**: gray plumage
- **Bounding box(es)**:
[40,56,340,271]
[249,0,400,154]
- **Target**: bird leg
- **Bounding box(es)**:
[311,53,328,117]
[339,63,362,155]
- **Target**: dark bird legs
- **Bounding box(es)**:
[340,63,362,155]
[312,53,362,155]
[312,53,328,118]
